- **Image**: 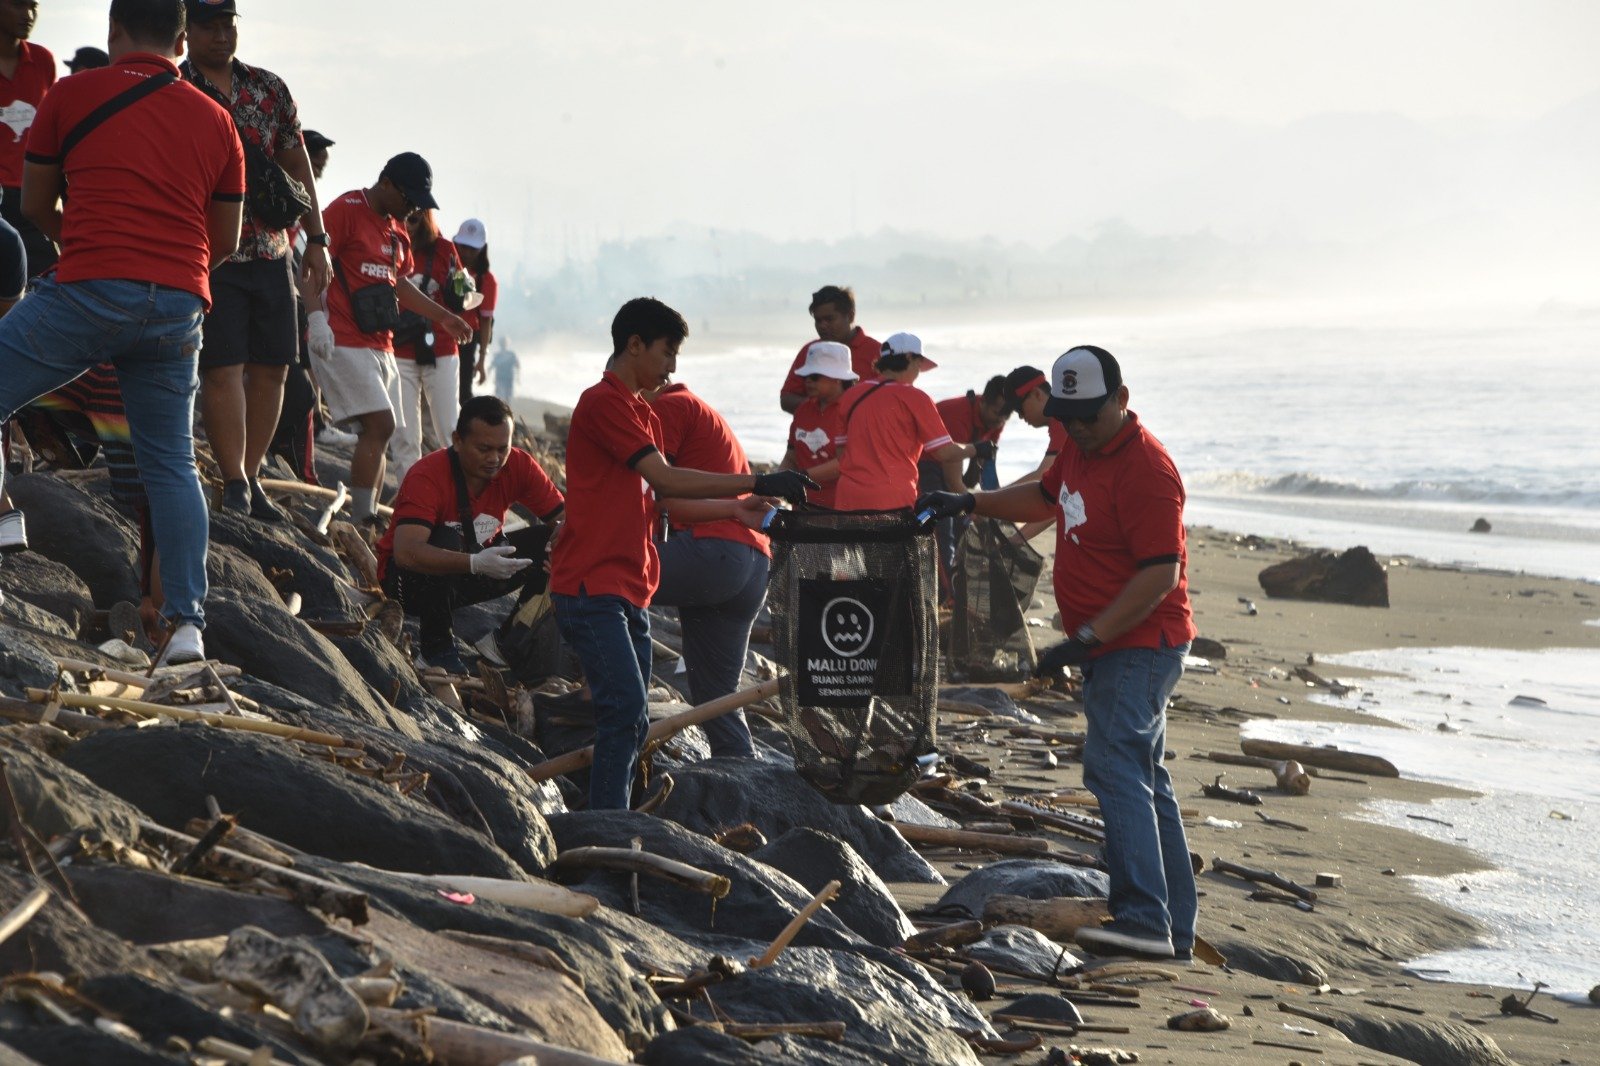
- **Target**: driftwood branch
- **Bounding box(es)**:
[1199,775,1262,806]
[1205,752,1311,794]
[1240,738,1397,778]
[0,887,49,947]
[549,847,731,898]
[328,521,380,588]
[525,679,780,783]
[138,820,369,924]
[981,895,1110,940]
[903,920,984,953]
[315,482,350,535]
[369,1007,625,1065]
[749,880,841,968]
[1211,856,1318,903]
[0,695,120,733]
[23,688,356,748]
[895,823,1050,856]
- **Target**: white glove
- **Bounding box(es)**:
[469,544,533,580]
[307,309,335,361]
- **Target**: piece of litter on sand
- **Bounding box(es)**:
[1203,816,1243,830]
[1508,694,1548,707]
[438,890,476,905]
[1549,810,1572,820]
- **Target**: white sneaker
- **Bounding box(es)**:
[0,510,27,553]
[160,624,206,666]
[316,425,359,447]
[474,630,507,668]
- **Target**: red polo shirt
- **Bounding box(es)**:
[779,326,880,400]
[325,189,413,351]
[650,383,768,557]
[548,371,665,607]
[786,395,846,508]
[24,54,244,306]
[0,41,56,187]
[1045,418,1068,458]
[375,446,564,580]
[833,380,953,510]
[463,268,496,333]
[936,393,1006,445]
[1039,411,1195,656]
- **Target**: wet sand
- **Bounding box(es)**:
[896,527,1600,1065]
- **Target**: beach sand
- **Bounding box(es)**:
[895,526,1600,1065]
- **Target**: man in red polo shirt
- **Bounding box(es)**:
[777,284,879,415]
[375,395,564,673]
[917,345,1198,963]
[0,0,245,666]
[649,378,771,758]
[549,297,816,809]
[0,0,56,275]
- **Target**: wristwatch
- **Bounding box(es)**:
[305,233,330,247]
[1073,622,1101,647]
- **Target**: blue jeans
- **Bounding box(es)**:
[653,535,769,757]
[1080,641,1195,951]
[553,590,653,810]
[0,278,208,627]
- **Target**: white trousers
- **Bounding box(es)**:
[389,355,460,483]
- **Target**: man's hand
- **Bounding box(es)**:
[442,313,474,345]
[734,494,778,530]
[475,358,487,386]
[306,310,335,360]
[1034,632,1100,678]
[301,244,332,296]
[914,490,976,521]
[752,469,819,507]
[469,544,533,580]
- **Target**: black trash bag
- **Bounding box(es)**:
[949,517,1045,681]
[766,508,939,805]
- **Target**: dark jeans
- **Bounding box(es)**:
[1,186,58,277]
[459,340,480,401]
[382,523,551,653]
[653,534,769,757]
[553,589,653,810]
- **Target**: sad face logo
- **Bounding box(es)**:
[821,597,875,658]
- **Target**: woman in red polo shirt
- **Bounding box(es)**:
[779,340,855,508]
[389,209,475,481]
[833,333,974,511]
[452,218,497,400]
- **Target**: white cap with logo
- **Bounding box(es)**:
[795,341,858,380]
[452,218,488,249]
[1045,345,1121,422]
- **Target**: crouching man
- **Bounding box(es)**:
[375,395,565,673]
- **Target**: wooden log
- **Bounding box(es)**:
[24,688,357,748]
[903,920,984,953]
[54,657,242,688]
[750,880,841,969]
[548,847,731,898]
[1211,856,1318,903]
[213,925,369,1050]
[981,895,1110,940]
[1240,738,1398,778]
[258,478,393,518]
[1205,752,1311,794]
[329,520,381,588]
[999,800,1106,844]
[894,823,1050,856]
[314,482,350,535]
[194,1037,297,1066]
[383,871,599,918]
[1043,791,1201,818]
[1200,775,1262,806]
[370,1006,627,1065]
[0,886,49,947]
[137,820,369,924]
[525,680,780,783]
[0,694,122,734]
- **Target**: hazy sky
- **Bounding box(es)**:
[35,1,1600,279]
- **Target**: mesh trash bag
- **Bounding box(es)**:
[950,517,1046,681]
[766,508,940,805]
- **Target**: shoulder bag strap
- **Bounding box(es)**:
[842,380,894,434]
[448,449,481,554]
[59,72,179,161]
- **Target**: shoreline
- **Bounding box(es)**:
[906,521,1599,1063]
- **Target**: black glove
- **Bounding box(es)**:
[973,440,997,464]
[914,490,976,522]
[752,469,820,507]
[1034,629,1101,678]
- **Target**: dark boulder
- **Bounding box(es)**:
[67,865,326,944]
[206,509,357,623]
[0,553,93,635]
[0,594,74,641]
[0,867,150,980]
[996,991,1083,1026]
[61,724,525,880]
[5,474,141,606]
[0,1027,180,1066]
[752,828,916,947]
[1190,636,1228,660]
[655,757,944,884]
[0,624,67,698]
[76,975,315,1065]
[963,925,1079,980]
[1258,546,1389,607]
[0,745,141,847]
[932,859,1108,919]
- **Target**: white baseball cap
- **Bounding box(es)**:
[880,332,939,369]
[452,218,487,249]
[1046,345,1121,422]
[795,341,857,380]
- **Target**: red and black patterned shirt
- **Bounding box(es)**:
[180,58,303,263]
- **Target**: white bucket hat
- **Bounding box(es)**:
[795,341,857,380]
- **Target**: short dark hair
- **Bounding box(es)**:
[610,297,689,357]
[455,395,513,438]
[981,375,1009,405]
[110,0,186,49]
[808,285,855,320]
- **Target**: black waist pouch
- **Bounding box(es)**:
[348,281,402,335]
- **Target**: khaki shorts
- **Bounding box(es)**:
[316,345,403,428]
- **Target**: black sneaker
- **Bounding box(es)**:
[1075,925,1175,960]
[248,479,288,522]
[417,645,468,675]
[219,480,250,514]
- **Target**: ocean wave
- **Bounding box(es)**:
[1191,470,1600,509]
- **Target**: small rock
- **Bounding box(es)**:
[1167,1006,1231,1031]
[1588,984,1599,1005]
[95,639,149,667]
[961,960,995,1001]
[1470,517,1491,533]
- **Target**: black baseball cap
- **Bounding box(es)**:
[1044,346,1122,423]
[66,46,110,72]
[303,130,335,153]
[1002,365,1047,414]
[380,152,439,211]
[186,0,239,21]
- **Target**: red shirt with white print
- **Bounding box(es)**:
[786,395,845,509]
[0,41,56,187]
[548,371,666,608]
[324,189,413,351]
